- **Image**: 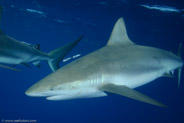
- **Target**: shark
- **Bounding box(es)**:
[25,17,183,107]
[0,6,83,72]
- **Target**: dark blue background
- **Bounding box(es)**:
[0,0,184,123]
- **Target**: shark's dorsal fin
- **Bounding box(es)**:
[107,17,134,46]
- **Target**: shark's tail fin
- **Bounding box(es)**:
[177,43,183,88]
[48,35,83,72]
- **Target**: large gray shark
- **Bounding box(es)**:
[0,6,82,72]
[25,17,183,107]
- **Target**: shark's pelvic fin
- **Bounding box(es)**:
[163,71,175,78]
[107,17,134,46]
[0,64,20,71]
[48,35,83,72]
[99,84,167,107]
[33,61,41,68]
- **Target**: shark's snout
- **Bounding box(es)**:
[25,85,44,97]
[25,89,46,97]
[25,88,37,97]
[25,83,56,97]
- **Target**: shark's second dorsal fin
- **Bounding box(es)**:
[107,17,134,46]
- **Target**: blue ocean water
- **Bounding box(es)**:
[0,0,184,123]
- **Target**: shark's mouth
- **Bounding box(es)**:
[46,95,62,100]
[45,90,108,101]
[25,90,62,97]
[25,92,48,97]
[46,94,76,101]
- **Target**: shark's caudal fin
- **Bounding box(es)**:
[107,17,134,46]
[99,84,167,107]
[177,43,183,88]
[0,6,3,34]
[48,35,83,72]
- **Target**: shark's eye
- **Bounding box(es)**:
[49,87,54,91]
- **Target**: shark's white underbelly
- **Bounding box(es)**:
[0,56,23,64]
[42,83,106,100]
[0,51,48,64]
[102,71,163,89]
[54,70,163,100]
[46,88,107,100]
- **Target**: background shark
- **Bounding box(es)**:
[26,17,183,107]
[0,6,82,72]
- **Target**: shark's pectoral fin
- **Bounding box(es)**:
[99,84,167,107]
[0,64,20,71]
